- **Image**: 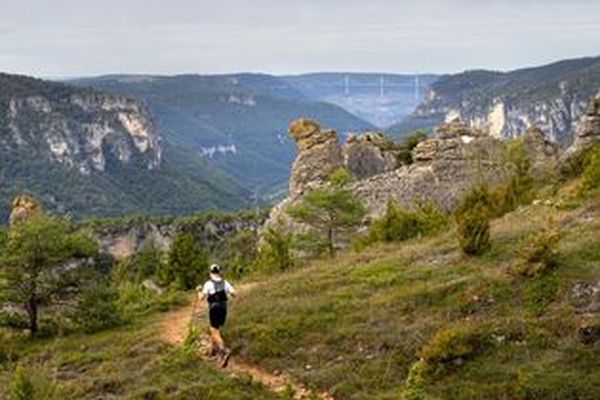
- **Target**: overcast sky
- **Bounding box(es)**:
[1,0,599,77]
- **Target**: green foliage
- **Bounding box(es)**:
[287,170,366,257]
[8,365,60,400]
[364,201,448,246]
[523,274,559,316]
[402,359,429,400]
[70,279,123,333]
[0,213,97,334]
[220,230,258,278]
[418,323,492,370]
[582,145,600,192]
[488,139,535,215]
[511,226,560,277]
[115,282,187,318]
[258,223,295,272]
[113,240,164,284]
[160,232,207,290]
[456,204,491,255]
[396,131,429,166]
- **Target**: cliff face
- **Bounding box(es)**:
[0,73,249,219]
[1,74,161,174]
[392,56,600,143]
[418,90,589,143]
[92,214,266,261]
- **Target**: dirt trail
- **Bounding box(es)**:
[160,283,334,400]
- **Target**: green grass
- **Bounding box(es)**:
[228,190,600,399]
[0,316,281,400]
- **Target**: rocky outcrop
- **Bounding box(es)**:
[288,118,344,197]
[350,121,506,217]
[0,73,161,175]
[95,214,265,261]
[344,133,398,179]
[562,96,600,162]
[266,119,508,234]
[522,125,559,176]
[9,195,41,226]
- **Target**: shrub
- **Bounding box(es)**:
[220,230,258,278]
[456,204,490,255]
[396,131,428,166]
[160,232,207,290]
[116,282,187,318]
[582,145,600,192]
[364,201,448,246]
[511,226,560,277]
[402,359,429,400]
[258,223,295,272]
[418,323,491,371]
[113,240,164,284]
[523,274,559,316]
[8,365,61,400]
[0,311,28,330]
[71,280,124,333]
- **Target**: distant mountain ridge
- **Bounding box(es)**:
[391,56,600,142]
[0,72,248,220]
[71,74,376,197]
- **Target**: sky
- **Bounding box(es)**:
[0,0,599,77]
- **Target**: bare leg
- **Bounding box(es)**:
[209,327,225,353]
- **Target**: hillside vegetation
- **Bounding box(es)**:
[228,177,600,399]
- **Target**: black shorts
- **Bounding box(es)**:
[208,302,227,329]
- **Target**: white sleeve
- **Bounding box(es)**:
[202,281,212,295]
[225,281,236,295]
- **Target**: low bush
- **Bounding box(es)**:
[523,274,559,316]
[418,323,492,372]
[511,226,560,277]
[71,280,124,333]
[582,145,600,193]
[8,365,61,400]
[116,282,187,318]
[0,311,28,330]
[257,223,295,272]
[456,204,491,255]
[362,201,448,246]
[402,359,429,400]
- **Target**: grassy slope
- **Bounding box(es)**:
[0,313,280,400]
[228,189,600,399]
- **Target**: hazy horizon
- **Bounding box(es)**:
[1,0,599,78]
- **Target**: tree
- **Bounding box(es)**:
[160,232,207,290]
[258,223,295,271]
[0,213,97,335]
[287,169,366,257]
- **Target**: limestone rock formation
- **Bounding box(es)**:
[9,195,41,226]
[288,118,343,197]
[266,119,508,237]
[563,96,600,162]
[350,121,506,216]
[522,125,559,176]
[344,132,397,179]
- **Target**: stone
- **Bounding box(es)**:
[344,132,397,179]
[522,125,559,176]
[570,281,600,314]
[9,194,41,226]
[288,118,344,197]
[562,96,600,163]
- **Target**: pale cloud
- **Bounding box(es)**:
[0,0,599,77]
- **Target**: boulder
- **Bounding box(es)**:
[9,195,42,226]
[522,125,559,176]
[562,96,600,163]
[344,132,397,179]
[288,118,344,197]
